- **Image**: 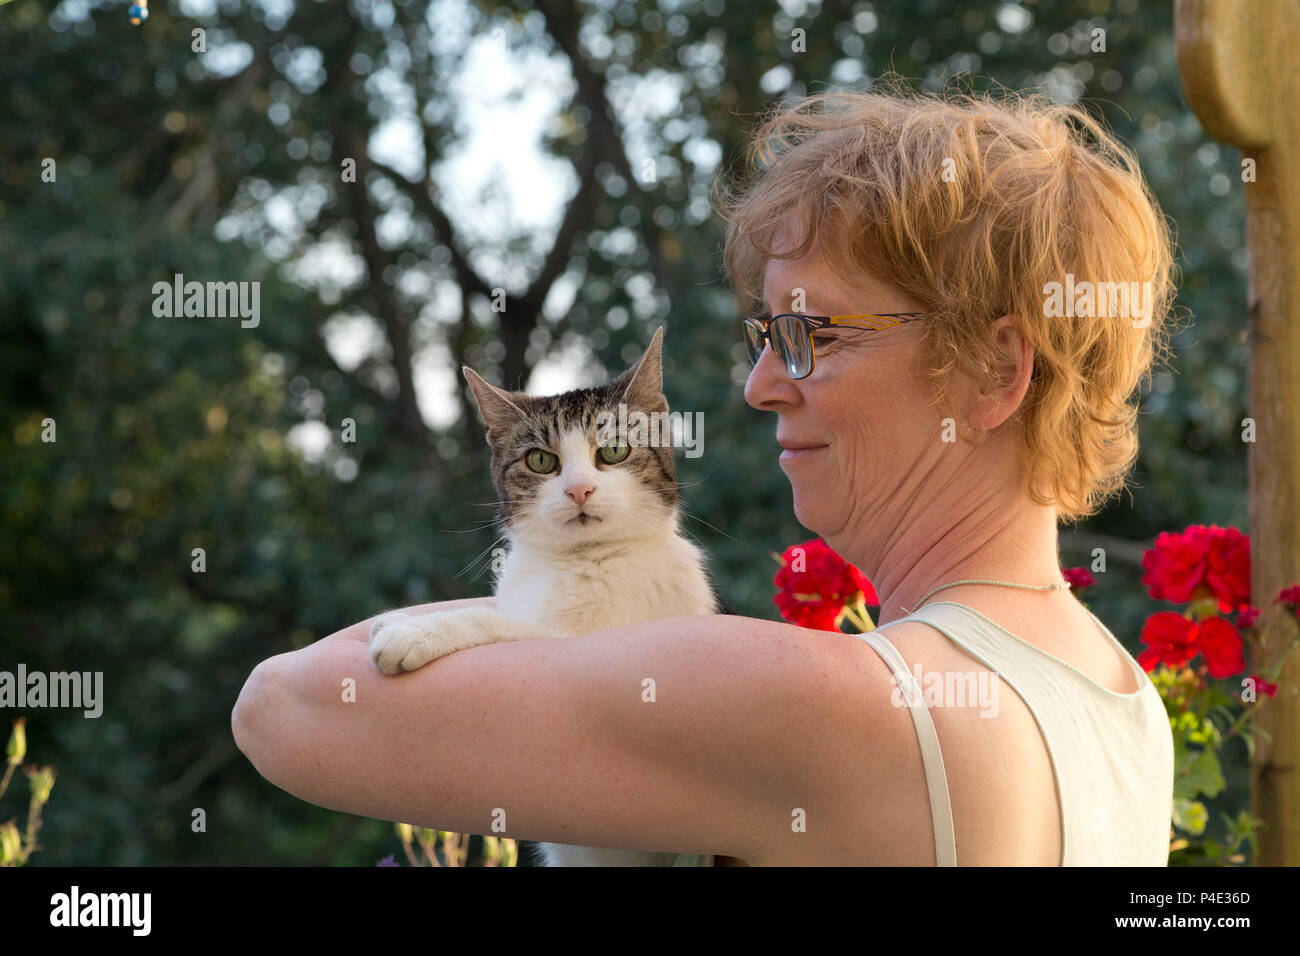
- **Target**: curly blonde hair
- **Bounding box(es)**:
[714,81,1178,523]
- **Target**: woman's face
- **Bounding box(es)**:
[743,241,960,547]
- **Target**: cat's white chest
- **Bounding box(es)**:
[494,535,716,635]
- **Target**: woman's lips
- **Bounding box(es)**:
[779,444,827,461]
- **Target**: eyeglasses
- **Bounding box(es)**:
[742,312,926,380]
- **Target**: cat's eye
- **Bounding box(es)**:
[597,443,631,465]
[525,448,559,474]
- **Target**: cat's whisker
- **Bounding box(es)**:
[665,479,708,491]
[674,508,750,546]
[454,536,510,583]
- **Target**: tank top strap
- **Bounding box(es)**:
[850,629,958,866]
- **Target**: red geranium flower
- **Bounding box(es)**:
[773,538,877,631]
[1141,527,1212,604]
[1204,526,1251,612]
[1237,606,1261,630]
[1141,524,1251,612]
[1137,611,1247,678]
[1197,616,1246,679]
[1248,675,1278,699]
[772,597,843,631]
[1277,585,1300,613]
[1137,612,1198,671]
[1062,567,1096,591]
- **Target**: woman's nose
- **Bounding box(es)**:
[744,342,801,410]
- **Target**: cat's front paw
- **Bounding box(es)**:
[370,613,450,674]
[369,611,407,645]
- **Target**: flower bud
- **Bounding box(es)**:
[25,765,55,805]
[0,821,21,865]
[5,718,25,766]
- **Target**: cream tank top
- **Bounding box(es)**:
[672,600,1175,867]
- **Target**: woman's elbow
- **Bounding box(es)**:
[232,658,283,770]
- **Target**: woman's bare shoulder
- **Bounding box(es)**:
[711,617,968,864]
[628,613,947,863]
[833,615,1063,865]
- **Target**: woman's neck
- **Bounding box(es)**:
[836,472,1063,628]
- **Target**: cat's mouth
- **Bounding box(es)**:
[567,512,602,525]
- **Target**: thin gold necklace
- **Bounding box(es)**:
[904,577,1070,614]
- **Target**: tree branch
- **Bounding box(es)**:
[534,0,675,300]
[368,157,495,304]
[1058,530,1150,567]
[343,132,429,445]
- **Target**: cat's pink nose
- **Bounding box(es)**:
[565,482,595,506]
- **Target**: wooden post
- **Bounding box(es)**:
[1176,0,1300,864]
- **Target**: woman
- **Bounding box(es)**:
[233,85,1176,865]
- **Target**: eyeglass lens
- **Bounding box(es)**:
[745,315,812,378]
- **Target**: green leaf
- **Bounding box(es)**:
[1175,747,1225,801]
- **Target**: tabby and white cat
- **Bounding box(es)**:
[368,326,727,866]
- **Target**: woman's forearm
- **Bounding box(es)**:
[230,608,786,857]
[232,595,496,773]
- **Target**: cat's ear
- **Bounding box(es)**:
[462,366,528,437]
[611,326,668,413]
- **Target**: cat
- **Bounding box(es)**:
[367,326,730,866]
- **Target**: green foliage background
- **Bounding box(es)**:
[1,0,1252,864]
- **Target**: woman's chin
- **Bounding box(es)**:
[788,488,828,533]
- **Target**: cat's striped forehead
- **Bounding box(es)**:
[501,381,629,448]
[493,371,678,451]
[483,378,679,528]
